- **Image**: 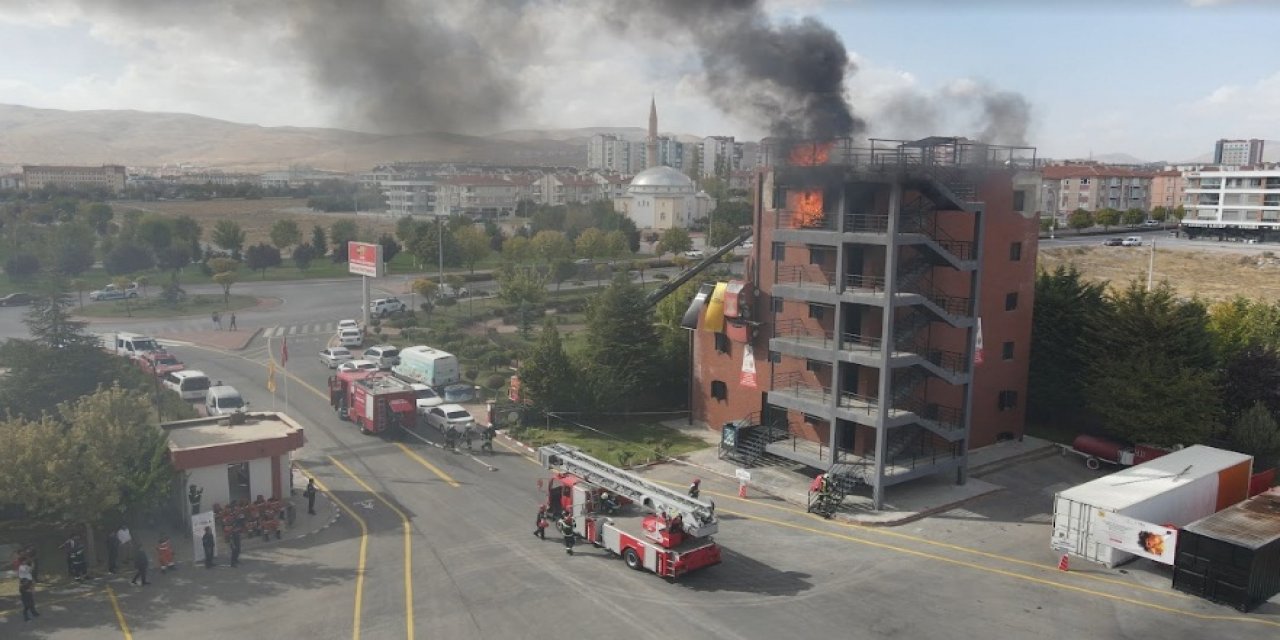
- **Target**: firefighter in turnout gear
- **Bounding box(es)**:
[688,478,701,500]
[558,514,576,555]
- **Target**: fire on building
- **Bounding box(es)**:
[686,136,1042,511]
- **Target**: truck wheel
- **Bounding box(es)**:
[623,547,641,570]
[1086,457,1101,470]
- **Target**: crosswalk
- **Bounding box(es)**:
[262,322,343,338]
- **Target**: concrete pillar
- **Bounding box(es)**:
[872,180,902,510]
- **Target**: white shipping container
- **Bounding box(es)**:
[1051,445,1252,568]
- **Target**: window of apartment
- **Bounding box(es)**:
[998,390,1018,411]
[1079,178,1090,185]
[805,359,825,373]
[772,242,786,261]
[1002,341,1015,361]
[1012,190,1026,211]
[808,304,826,320]
[1009,241,1023,262]
[714,332,731,354]
[711,380,728,401]
[771,298,784,314]
[1005,292,1019,311]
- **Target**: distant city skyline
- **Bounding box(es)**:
[0,1,1277,162]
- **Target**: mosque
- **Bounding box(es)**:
[613,99,715,230]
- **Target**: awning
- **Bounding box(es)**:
[680,283,715,330]
[702,282,729,333]
[389,399,415,414]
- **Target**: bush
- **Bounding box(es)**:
[485,373,507,389]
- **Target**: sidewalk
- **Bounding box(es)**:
[156,327,261,351]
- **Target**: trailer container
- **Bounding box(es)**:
[1051,445,1253,568]
[1172,488,1280,612]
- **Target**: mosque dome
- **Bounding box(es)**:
[629,165,694,189]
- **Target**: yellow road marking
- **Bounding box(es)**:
[329,455,415,640]
[105,585,133,640]
[394,442,462,488]
[299,465,368,640]
[724,508,1279,630]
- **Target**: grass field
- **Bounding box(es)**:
[75,293,259,318]
[1038,245,1280,302]
[122,197,398,247]
[506,417,708,468]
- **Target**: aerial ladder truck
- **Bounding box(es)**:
[539,443,722,578]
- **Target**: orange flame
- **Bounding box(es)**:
[788,189,825,228]
[788,141,834,166]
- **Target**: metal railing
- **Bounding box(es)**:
[843,214,890,233]
[844,273,886,292]
[774,318,836,348]
[838,391,879,414]
[775,264,837,289]
[840,332,882,352]
[896,396,965,432]
[919,347,970,374]
[901,214,976,261]
[777,210,837,231]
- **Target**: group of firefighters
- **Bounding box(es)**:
[443,423,497,454]
[213,496,288,544]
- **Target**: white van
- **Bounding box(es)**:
[364,345,400,370]
[204,385,248,416]
[113,332,161,359]
[163,370,211,401]
[339,328,363,348]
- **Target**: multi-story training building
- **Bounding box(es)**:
[22,164,127,193]
[687,137,1040,509]
[1181,166,1280,241]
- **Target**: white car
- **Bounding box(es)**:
[437,284,469,299]
[336,359,379,373]
[369,297,407,317]
[319,347,354,369]
[409,383,443,412]
[423,403,475,432]
[1122,236,1143,247]
[683,250,704,259]
[337,319,360,333]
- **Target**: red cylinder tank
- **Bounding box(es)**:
[1072,434,1125,461]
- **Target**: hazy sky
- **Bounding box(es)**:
[0,0,1276,161]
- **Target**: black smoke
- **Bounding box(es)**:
[876,82,1032,146]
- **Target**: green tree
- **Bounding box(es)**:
[395,215,417,245]
[519,319,575,412]
[1221,347,1280,427]
[502,235,532,263]
[708,220,739,247]
[1094,208,1120,230]
[578,273,661,411]
[1028,266,1108,423]
[270,219,302,251]
[1206,297,1280,362]
[83,202,115,235]
[1067,208,1093,233]
[575,228,608,259]
[292,243,316,271]
[1122,207,1146,227]
[311,224,328,257]
[172,215,202,257]
[103,242,154,275]
[1084,282,1220,445]
[378,234,402,270]
[329,219,359,262]
[4,252,41,280]
[686,145,702,182]
[412,278,438,316]
[24,283,98,349]
[497,265,547,308]
[1231,402,1280,470]
[656,227,693,257]
[156,244,192,284]
[454,225,490,273]
[211,220,246,256]
[1150,206,1169,223]
[112,276,135,317]
[550,260,576,292]
[209,258,240,307]
[245,242,282,279]
[70,278,88,309]
[48,221,96,276]
[411,221,460,268]
[530,230,573,265]
[711,200,752,227]
[136,215,174,253]
[605,230,630,257]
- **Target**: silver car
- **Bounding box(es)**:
[319,347,354,369]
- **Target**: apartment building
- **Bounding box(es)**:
[1040,163,1153,215]
[436,175,532,217]
[1149,170,1187,211]
[384,179,438,216]
[1214,139,1265,166]
[588,134,636,174]
[1182,166,1280,241]
[22,164,126,193]
[688,137,1040,509]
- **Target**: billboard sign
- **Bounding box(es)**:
[1092,510,1178,565]
[347,241,384,278]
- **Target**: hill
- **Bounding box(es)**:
[0,104,585,171]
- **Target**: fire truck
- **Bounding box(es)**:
[538,443,721,578]
[328,371,417,436]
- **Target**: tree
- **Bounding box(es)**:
[1122,207,1146,227]
[1231,402,1280,470]
[1221,347,1280,426]
[411,222,459,268]
[1028,266,1108,423]
[209,258,240,307]
[593,263,610,287]
[103,242,154,275]
[1083,282,1220,446]
[4,253,40,279]
[156,244,192,283]
[113,276,135,317]
[24,283,98,350]
[84,202,114,235]
[578,273,662,411]
[270,219,302,251]
[136,215,173,253]
[311,224,328,258]
[70,278,88,308]
[1094,208,1120,230]
[454,225,490,273]
[377,234,401,270]
[172,215,203,257]
[550,260,576,292]
[211,220,246,256]
[519,319,576,411]
[49,222,96,276]
[135,275,150,298]
[245,242,282,279]
[292,243,316,271]
[1067,208,1093,233]
[686,145,702,182]
[605,230,630,257]
[708,220,739,248]
[1206,297,1280,362]
[711,200,752,227]
[1150,206,1169,223]
[530,230,573,265]
[395,215,417,245]
[656,227,693,257]
[329,219,359,261]
[575,228,608,260]
[502,235,532,263]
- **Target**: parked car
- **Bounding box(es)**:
[1103,238,1125,246]
[442,383,477,403]
[319,347,354,369]
[409,383,444,412]
[0,292,33,307]
[423,403,475,432]
[137,350,185,377]
[437,284,469,299]
[338,327,363,348]
[1142,220,1161,227]
[369,297,407,317]
[337,359,379,373]
[683,250,705,259]
[337,319,361,333]
[1122,236,1143,246]
[364,345,401,370]
[90,283,140,301]
[204,384,248,416]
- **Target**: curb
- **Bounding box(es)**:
[287,498,341,541]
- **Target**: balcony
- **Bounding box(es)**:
[843,213,890,233]
[776,264,837,290]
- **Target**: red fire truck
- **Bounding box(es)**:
[347,375,418,436]
[538,444,721,578]
[328,368,376,416]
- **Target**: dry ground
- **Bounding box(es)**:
[1039,245,1280,302]
[120,198,397,247]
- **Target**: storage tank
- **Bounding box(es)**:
[1051,445,1253,567]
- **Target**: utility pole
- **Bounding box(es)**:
[1146,238,1156,292]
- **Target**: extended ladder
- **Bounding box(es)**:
[538,443,718,538]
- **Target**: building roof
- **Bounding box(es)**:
[630,165,693,188]
[1184,488,1280,550]
[164,412,305,470]
[1055,445,1253,512]
[1041,164,1156,180]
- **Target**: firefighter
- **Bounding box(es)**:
[445,425,458,451]
[599,492,619,515]
[533,505,549,540]
[688,478,701,500]
[558,514,576,555]
[463,425,473,450]
[480,425,495,454]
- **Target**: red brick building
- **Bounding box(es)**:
[688,137,1041,509]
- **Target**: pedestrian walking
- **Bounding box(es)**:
[558,514,576,556]
[212,311,221,330]
[130,547,149,586]
[229,313,237,331]
[59,535,76,577]
[202,526,216,569]
[304,478,318,515]
[533,505,549,540]
[19,579,39,621]
[229,529,242,568]
[17,555,33,583]
[155,537,176,573]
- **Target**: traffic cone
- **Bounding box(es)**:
[738,482,747,498]
[1057,554,1069,572]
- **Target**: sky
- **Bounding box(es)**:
[0,0,1277,162]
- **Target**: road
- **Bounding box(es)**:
[1042,227,1270,255]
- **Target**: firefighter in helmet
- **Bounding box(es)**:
[558,513,576,556]
[688,478,701,500]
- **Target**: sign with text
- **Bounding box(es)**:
[1092,510,1178,565]
[347,241,384,278]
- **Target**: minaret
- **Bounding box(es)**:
[646,96,659,169]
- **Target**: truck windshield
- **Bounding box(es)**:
[135,339,160,352]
